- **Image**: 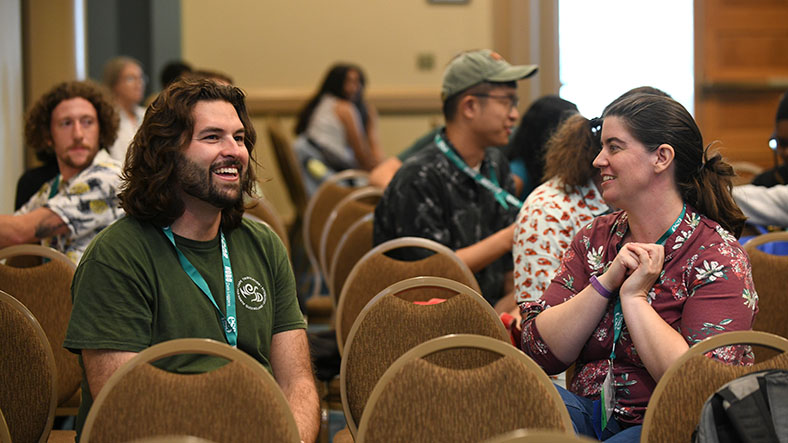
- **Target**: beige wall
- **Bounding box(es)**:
[182,0,498,223]
[24,0,79,108]
[182,0,493,91]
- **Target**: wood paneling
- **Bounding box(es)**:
[695,0,788,168]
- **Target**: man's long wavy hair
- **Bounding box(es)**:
[119,79,257,230]
[24,80,119,163]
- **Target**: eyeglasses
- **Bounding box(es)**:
[122,74,148,85]
[769,135,788,150]
[470,93,519,111]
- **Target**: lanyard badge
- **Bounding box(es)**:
[434,133,522,210]
[162,227,238,347]
[596,203,686,434]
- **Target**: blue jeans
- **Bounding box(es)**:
[555,384,642,442]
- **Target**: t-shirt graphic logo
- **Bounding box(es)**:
[237,276,267,310]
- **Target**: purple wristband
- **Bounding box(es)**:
[589,275,613,299]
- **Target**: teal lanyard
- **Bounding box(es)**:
[609,203,686,360]
[162,227,237,347]
[434,133,522,210]
[48,175,61,199]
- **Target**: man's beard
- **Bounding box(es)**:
[61,143,98,170]
[175,154,248,209]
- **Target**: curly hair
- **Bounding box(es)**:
[543,113,601,191]
[119,78,257,230]
[24,80,119,163]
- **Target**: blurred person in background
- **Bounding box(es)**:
[103,56,147,162]
[294,63,384,193]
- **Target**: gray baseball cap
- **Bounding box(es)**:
[441,49,538,101]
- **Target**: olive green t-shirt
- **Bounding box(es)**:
[64,216,305,432]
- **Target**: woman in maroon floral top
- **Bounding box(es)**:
[518,93,757,442]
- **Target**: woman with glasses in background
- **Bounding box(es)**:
[103,56,147,162]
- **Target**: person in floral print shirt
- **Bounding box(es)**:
[513,113,609,304]
[519,93,756,442]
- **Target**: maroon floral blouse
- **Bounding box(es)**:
[519,206,758,425]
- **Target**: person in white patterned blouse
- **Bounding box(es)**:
[513,113,609,303]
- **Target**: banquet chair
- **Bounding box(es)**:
[334,236,480,353]
[482,429,597,443]
[0,244,82,415]
[0,289,58,443]
[356,334,572,443]
[301,170,369,322]
[338,276,509,439]
[125,435,217,443]
[244,195,291,256]
[744,230,788,338]
[81,338,300,443]
[267,117,309,224]
[328,213,374,305]
[318,187,382,285]
[641,331,788,442]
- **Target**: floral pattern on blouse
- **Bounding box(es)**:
[513,177,609,303]
[519,206,757,425]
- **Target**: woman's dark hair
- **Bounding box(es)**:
[294,63,367,135]
[119,78,257,230]
[543,114,601,191]
[603,93,746,236]
[24,80,119,163]
[160,60,193,88]
[508,95,578,186]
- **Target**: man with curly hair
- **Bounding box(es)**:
[64,79,319,442]
[0,80,124,263]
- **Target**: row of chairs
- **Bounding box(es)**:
[4,270,786,442]
[0,288,299,442]
[0,245,80,443]
[324,272,788,443]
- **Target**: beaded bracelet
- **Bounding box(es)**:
[589,275,613,299]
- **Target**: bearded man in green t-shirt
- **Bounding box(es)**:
[64,79,319,442]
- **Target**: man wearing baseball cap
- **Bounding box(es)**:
[374,49,538,311]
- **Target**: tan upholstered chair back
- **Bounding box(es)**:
[244,195,291,255]
[81,338,300,443]
[126,436,218,443]
[329,213,374,305]
[301,170,369,300]
[0,289,57,443]
[641,331,788,442]
[335,237,481,353]
[319,187,381,283]
[267,118,309,216]
[482,429,597,443]
[356,334,572,443]
[743,231,788,338]
[340,277,509,437]
[0,245,81,407]
[125,436,217,443]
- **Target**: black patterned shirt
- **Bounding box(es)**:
[373,130,518,304]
